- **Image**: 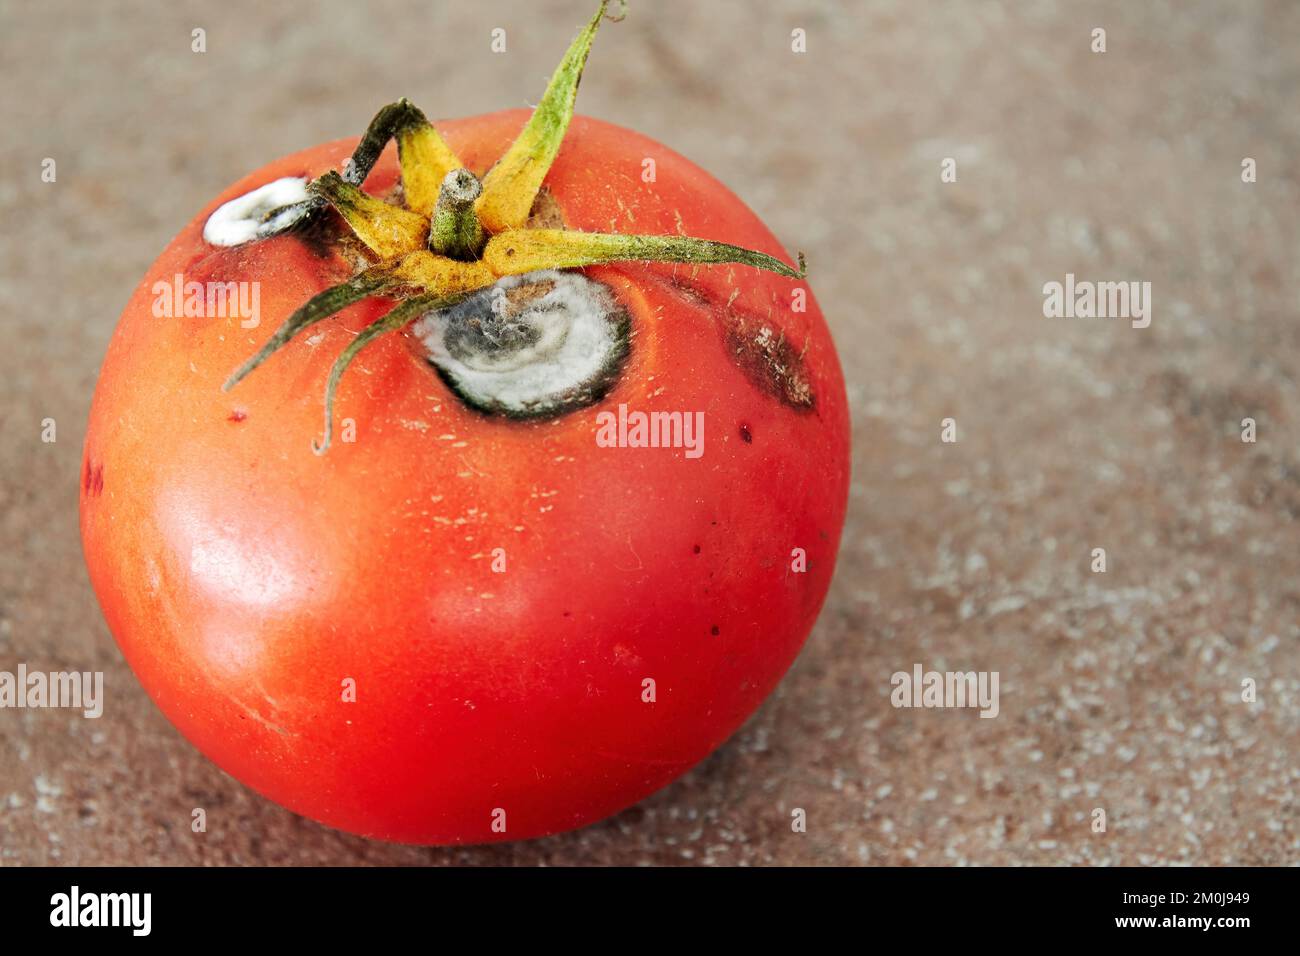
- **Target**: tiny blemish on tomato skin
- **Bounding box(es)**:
[739,424,753,443]
[228,409,248,423]
[693,544,701,554]
[82,459,105,497]
[710,625,720,636]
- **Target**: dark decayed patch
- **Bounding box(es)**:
[668,275,714,309]
[725,319,815,410]
[664,275,816,412]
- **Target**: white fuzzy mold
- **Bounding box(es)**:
[203,177,311,246]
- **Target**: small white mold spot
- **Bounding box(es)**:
[203,176,311,246]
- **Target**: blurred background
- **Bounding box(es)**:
[1,0,1296,865]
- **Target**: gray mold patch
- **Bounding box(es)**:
[412,270,629,418]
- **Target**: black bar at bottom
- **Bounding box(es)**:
[0,865,1281,942]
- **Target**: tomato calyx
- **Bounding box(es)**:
[216,0,807,453]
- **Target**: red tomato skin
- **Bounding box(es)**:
[81,110,850,844]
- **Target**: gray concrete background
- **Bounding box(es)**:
[1,0,1297,865]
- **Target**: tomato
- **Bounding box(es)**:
[80,3,848,844]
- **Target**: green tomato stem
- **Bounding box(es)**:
[223,267,395,391]
[428,169,486,261]
[312,291,467,455]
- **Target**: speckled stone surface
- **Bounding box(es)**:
[1,0,1296,866]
